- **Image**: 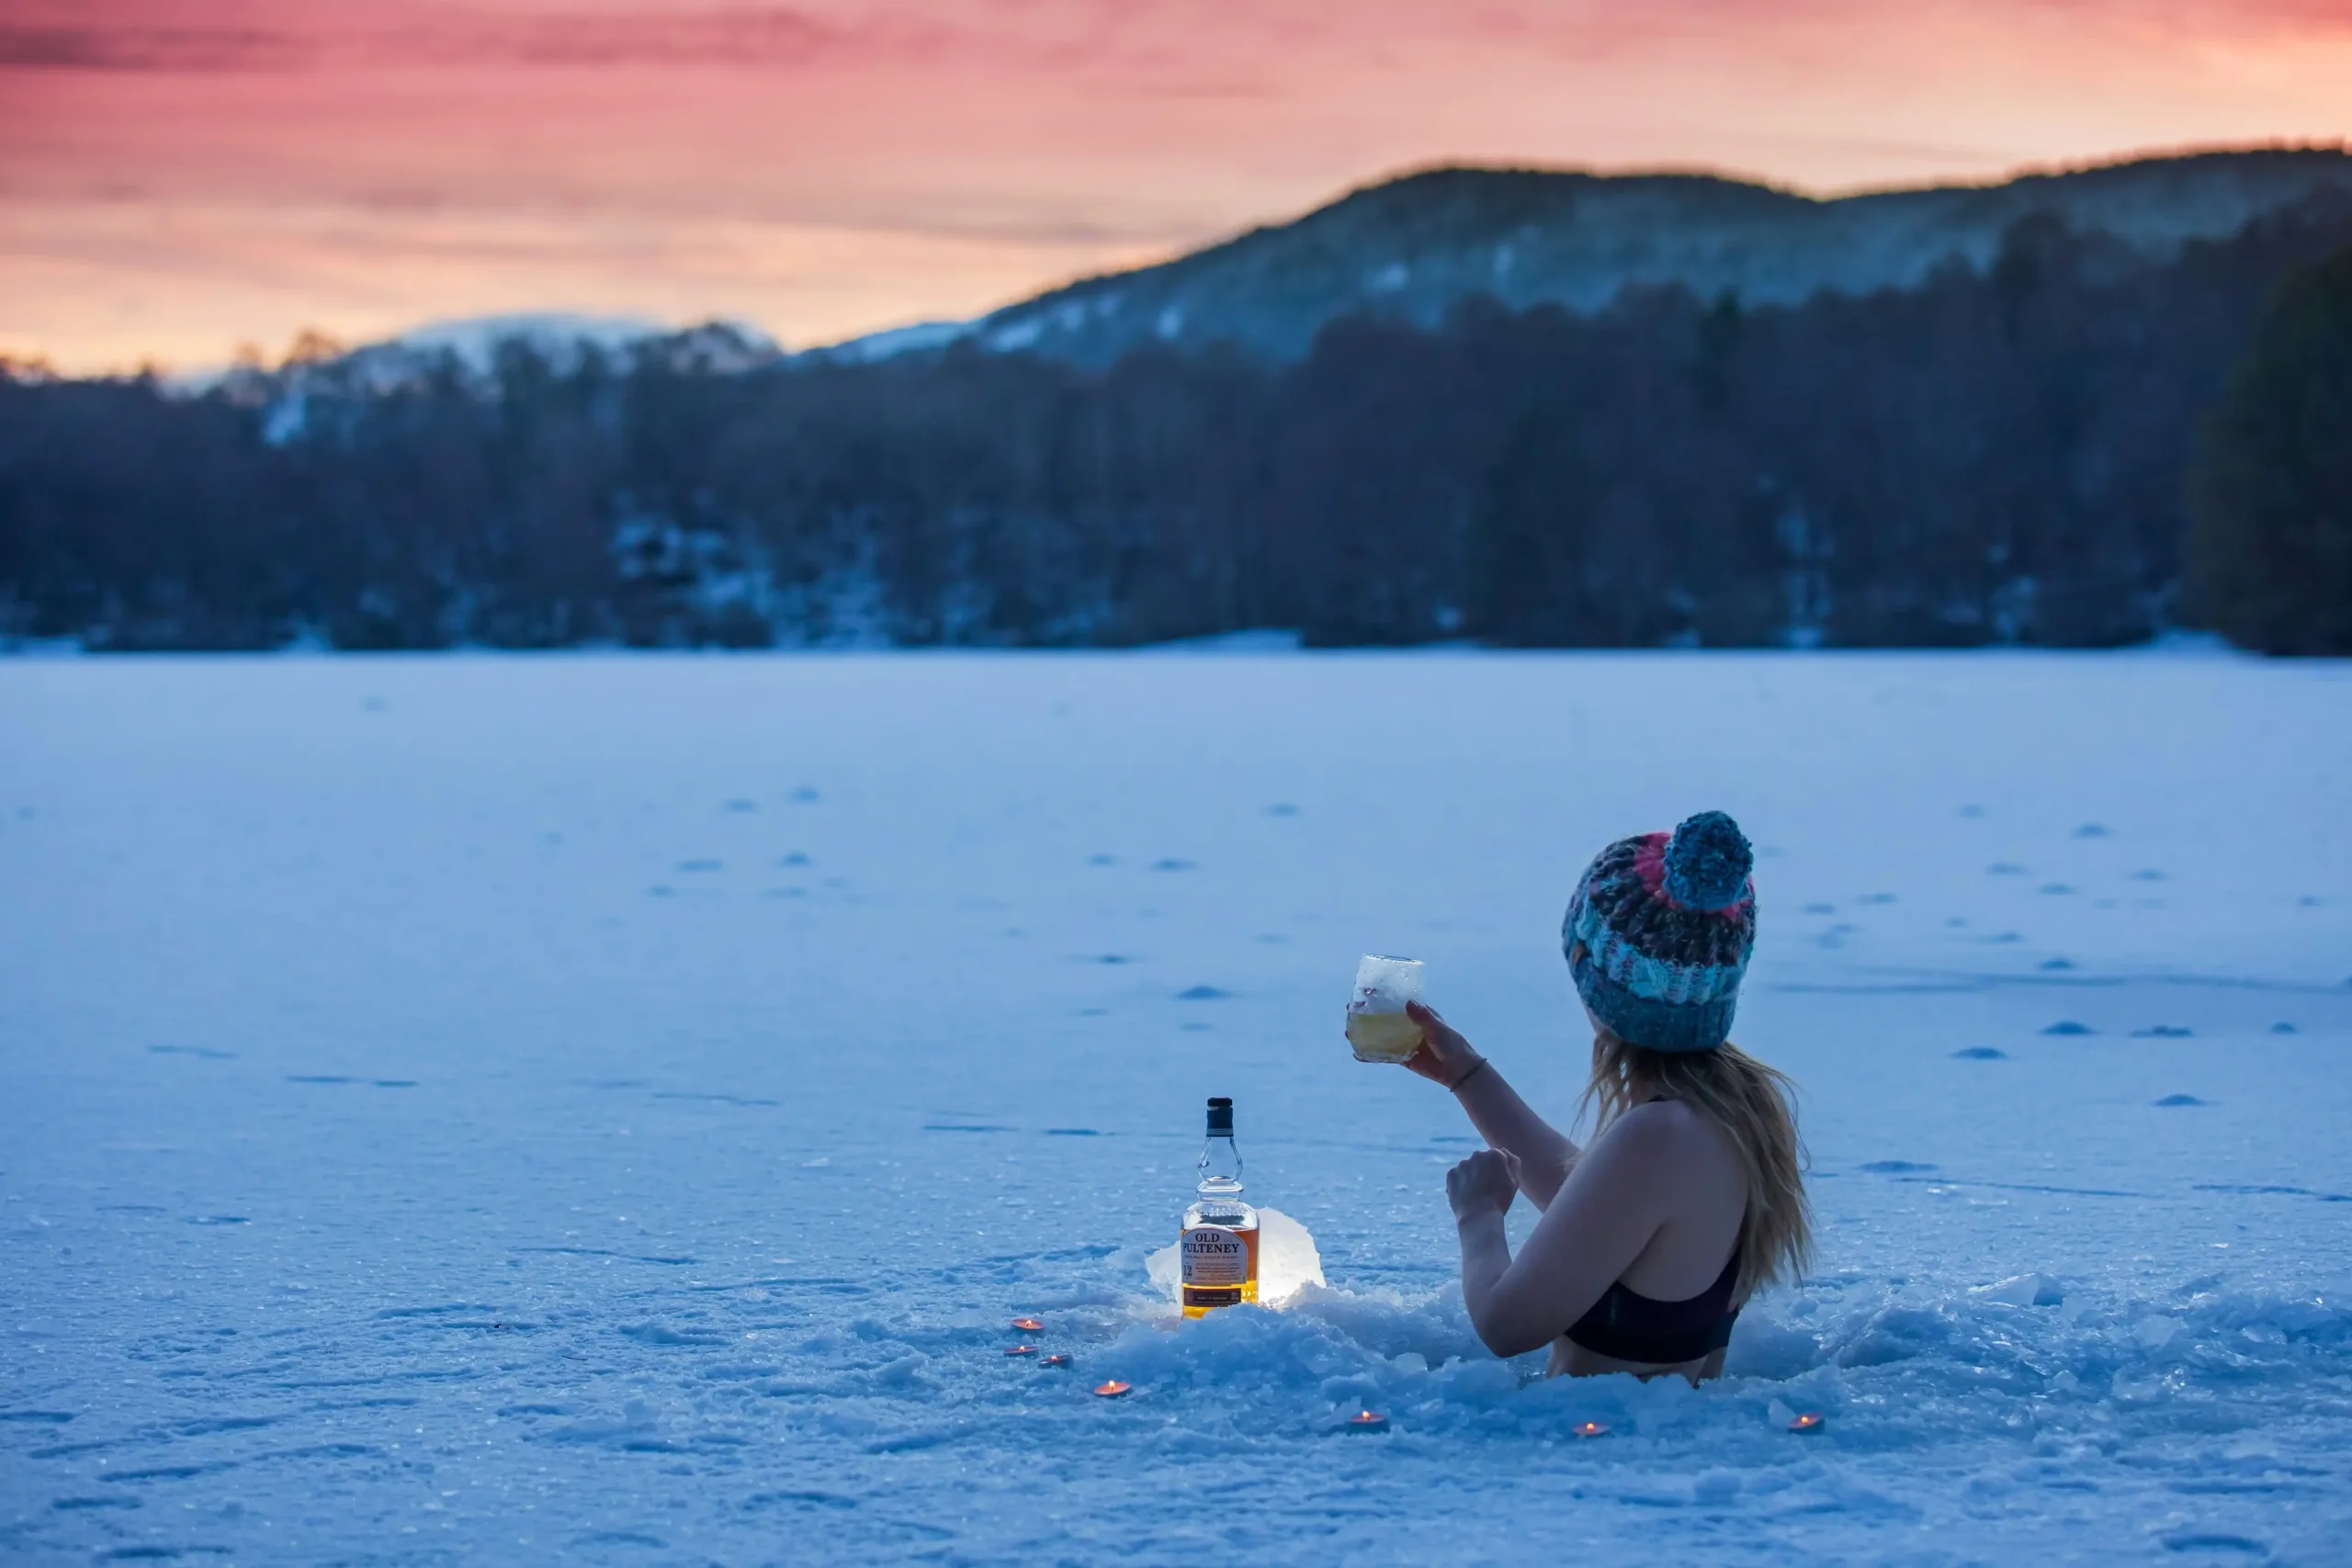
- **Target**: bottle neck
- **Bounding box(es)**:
[1197,1131,1243,1196]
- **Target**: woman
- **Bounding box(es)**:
[1408,810,1811,1382]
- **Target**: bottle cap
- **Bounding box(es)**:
[1205,1097,1233,1134]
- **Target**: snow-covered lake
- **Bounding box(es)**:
[4,651,2349,1565]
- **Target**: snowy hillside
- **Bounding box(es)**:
[834,147,2352,366]
[2,650,2348,1563]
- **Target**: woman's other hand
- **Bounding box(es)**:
[1403,1000,1485,1089]
[1446,1147,1520,1221]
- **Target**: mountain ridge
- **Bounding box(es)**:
[824,145,2352,367]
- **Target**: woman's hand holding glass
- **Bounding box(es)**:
[1402,1000,1486,1089]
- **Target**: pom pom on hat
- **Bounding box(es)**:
[1663,810,1752,912]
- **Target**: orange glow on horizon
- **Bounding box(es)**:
[4,1,2349,373]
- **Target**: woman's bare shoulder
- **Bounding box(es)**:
[1605,1098,1709,1139]
[1598,1100,1738,1168]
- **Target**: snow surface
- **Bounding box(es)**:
[3,651,2349,1565]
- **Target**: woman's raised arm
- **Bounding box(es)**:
[1404,1001,1580,1209]
[1450,1111,1675,1359]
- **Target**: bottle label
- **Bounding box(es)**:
[1181,1225,1249,1288]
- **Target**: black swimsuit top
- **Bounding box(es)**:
[1563,1247,1742,1365]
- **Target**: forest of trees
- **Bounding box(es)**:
[4,192,2349,654]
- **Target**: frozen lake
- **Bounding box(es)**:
[4,650,2350,1565]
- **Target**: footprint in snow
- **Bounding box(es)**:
[724,799,758,813]
[2154,1094,2206,1108]
[789,787,820,803]
[2073,823,2111,839]
[1860,1160,1937,1173]
[2156,1531,2267,1557]
[1956,804,1985,818]
[675,858,721,873]
[2128,869,2166,882]
[2271,1022,2298,1034]
[2132,1025,2193,1038]
[1855,892,1896,905]
[1988,863,2029,876]
[2039,958,2075,971]
[1087,853,1117,866]
[1151,858,1197,872]
[1804,903,1837,915]
[1266,803,1300,817]
[2039,883,2075,896]
[1952,1047,2007,1060]
[2042,1021,2095,1036]
[149,1043,235,1060]
[1177,985,1230,1000]
[776,852,811,867]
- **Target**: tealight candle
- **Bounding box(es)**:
[1040,1354,1072,1369]
[1012,1318,1044,1332]
[1005,1345,1036,1357]
[1345,1411,1390,1433]
[1788,1411,1826,1433]
[1092,1380,1132,1399]
[1573,1420,1611,1438]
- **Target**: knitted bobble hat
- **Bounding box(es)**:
[1561,810,1758,1054]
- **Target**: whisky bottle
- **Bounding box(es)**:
[1180,1096,1260,1317]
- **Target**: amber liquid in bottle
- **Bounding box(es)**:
[1181,1096,1260,1318]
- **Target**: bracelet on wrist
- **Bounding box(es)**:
[1450,1057,1490,1092]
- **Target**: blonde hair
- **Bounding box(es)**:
[1582,1029,1814,1303]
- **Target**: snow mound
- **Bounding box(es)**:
[1144,1205,1325,1305]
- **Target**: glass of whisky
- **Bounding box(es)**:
[1346,954,1425,1064]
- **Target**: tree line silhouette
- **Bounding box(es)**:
[4,196,2347,654]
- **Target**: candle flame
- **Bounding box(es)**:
[1092,1380,1132,1398]
[1012,1318,1044,1331]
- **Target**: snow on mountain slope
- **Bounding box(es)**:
[828,147,2352,367]
[384,311,672,369]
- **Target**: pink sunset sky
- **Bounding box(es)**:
[4,0,2349,373]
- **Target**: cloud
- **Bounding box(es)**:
[0,25,310,71]
[0,5,889,73]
